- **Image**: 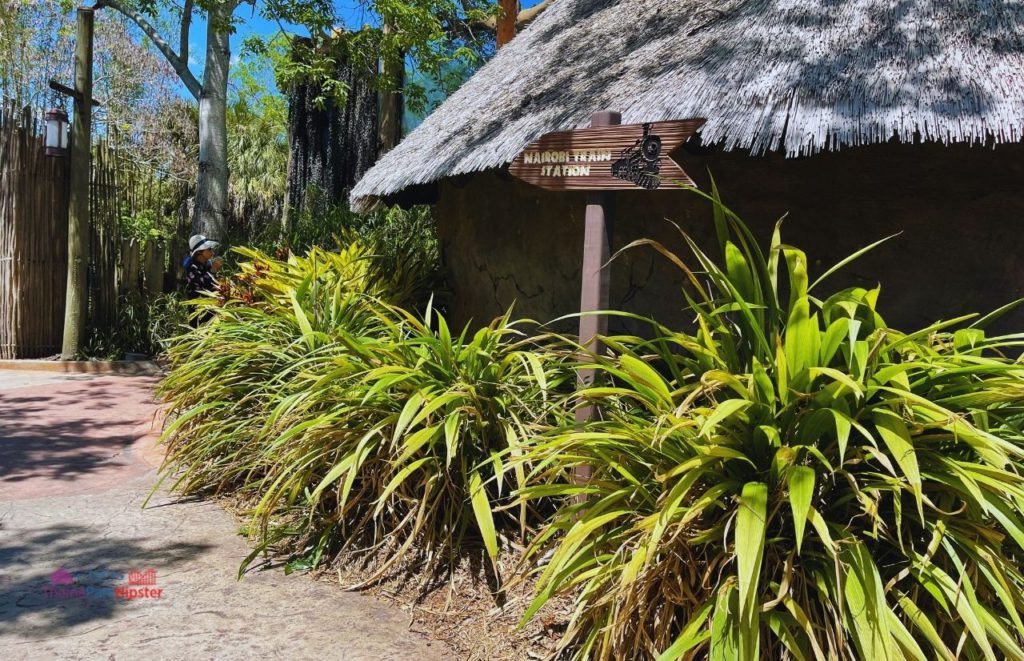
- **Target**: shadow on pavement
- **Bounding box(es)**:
[0,380,160,486]
[0,522,212,638]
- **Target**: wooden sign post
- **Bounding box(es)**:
[509,113,704,485]
[573,110,619,484]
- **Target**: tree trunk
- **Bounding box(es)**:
[287,39,379,216]
[378,22,403,154]
[61,7,94,359]
[193,2,231,238]
[282,109,294,239]
[497,0,519,47]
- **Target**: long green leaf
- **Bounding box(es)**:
[787,466,815,554]
[736,482,767,660]
[469,471,499,566]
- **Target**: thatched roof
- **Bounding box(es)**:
[351,0,1024,208]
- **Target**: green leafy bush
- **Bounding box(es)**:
[243,198,443,311]
[147,292,190,351]
[243,304,573,581]
[157,186,1024,657]
[158,242,403,498]
[518,189,1024,660]
[83,291,189,359]
[157,242,571,583]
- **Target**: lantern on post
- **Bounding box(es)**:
[44,108,70,157]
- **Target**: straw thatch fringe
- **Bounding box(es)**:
[351,0,1024,208]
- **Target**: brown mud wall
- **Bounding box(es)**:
[437,141,1024,337]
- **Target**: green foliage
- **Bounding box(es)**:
[226,98,288,233]
[403,59,476,132]
[269,0,494,114]
[83,294,150,359]
[147,292,191,351]
[156,239,569,581]
[260,187,360,253]
[157,245,394,496]
[353,205,443,309]
[251,195,443,309]
[244,302,571,581]
[119,210,173,241]
[83,291,190,359]
[154,180,1024,659]
[516,188,1024,660]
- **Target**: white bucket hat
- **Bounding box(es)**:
[188,234,220,256]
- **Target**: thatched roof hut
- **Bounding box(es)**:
[351,0,1024,209]
[347,0,1024,335]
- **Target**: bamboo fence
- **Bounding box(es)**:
[0,107,174,358]
[0,108,69,359]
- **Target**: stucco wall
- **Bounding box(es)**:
[436,141,1024,336]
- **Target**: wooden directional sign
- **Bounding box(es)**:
[508,119,705,191]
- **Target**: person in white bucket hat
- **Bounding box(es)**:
[184,234,223,325]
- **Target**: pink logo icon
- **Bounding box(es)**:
[50,567,74,586]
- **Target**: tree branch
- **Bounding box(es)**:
[466,0,554,31]
[180,0,193,66]
[515,0,554,28]
[93,0,201,99]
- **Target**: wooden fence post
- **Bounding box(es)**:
[144,240,166,296]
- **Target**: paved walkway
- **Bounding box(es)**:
[0,371,449,660]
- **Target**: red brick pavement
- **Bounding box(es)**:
[0,375,164,501]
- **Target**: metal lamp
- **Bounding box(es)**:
[44,108,70,157]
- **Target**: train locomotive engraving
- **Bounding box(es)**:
[610,123,663,190]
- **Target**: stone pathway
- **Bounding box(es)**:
[0,371,450,660]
